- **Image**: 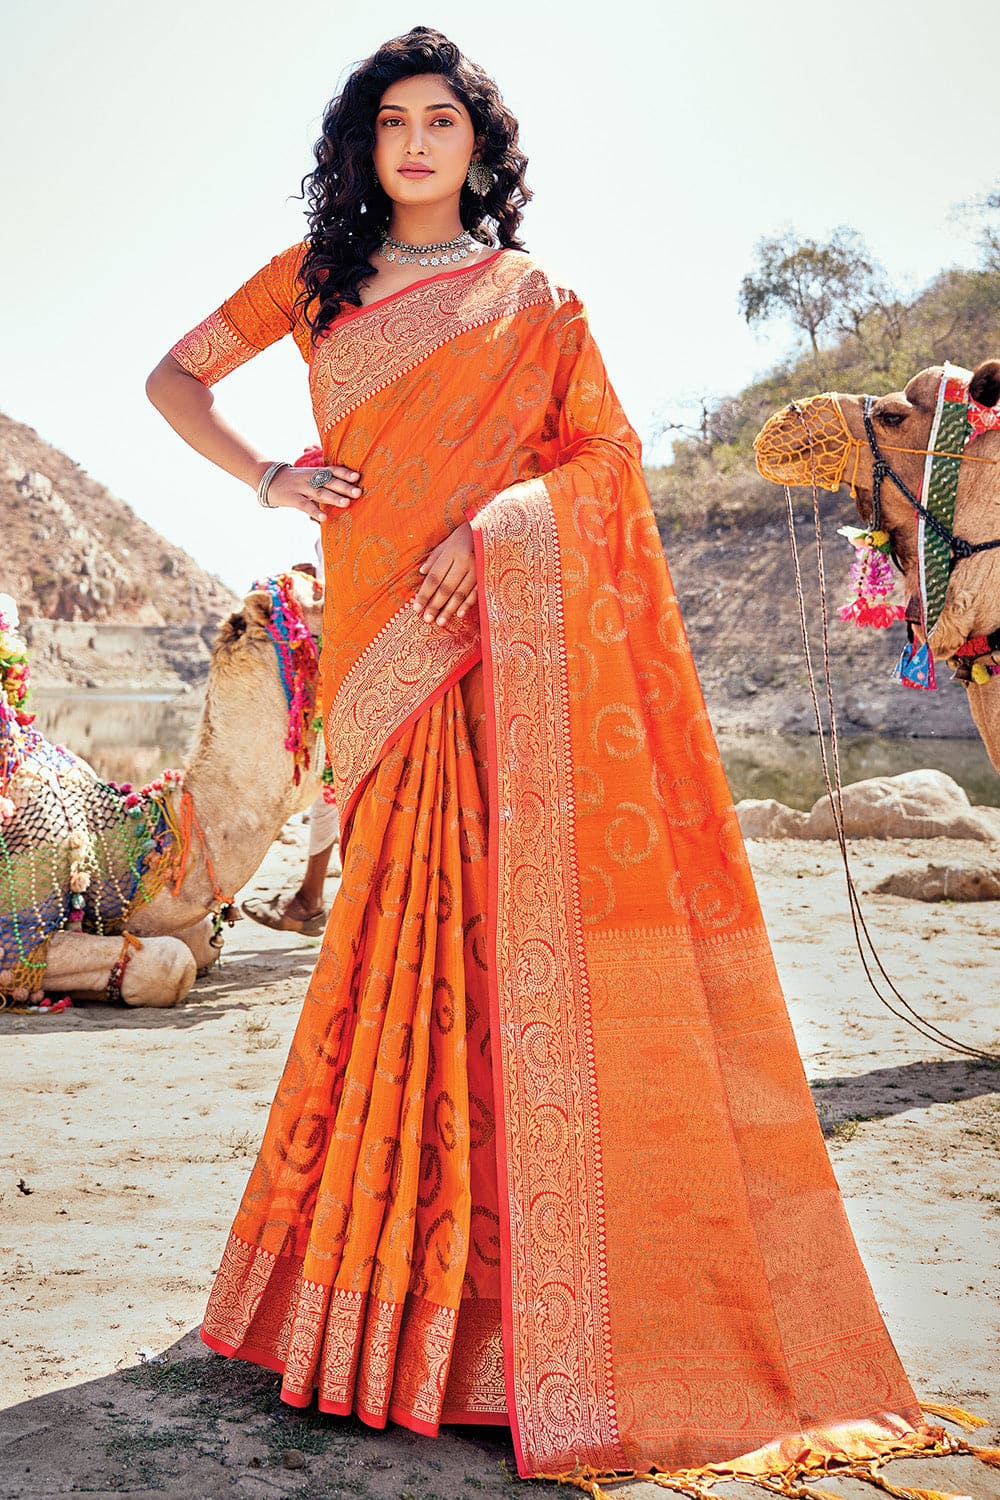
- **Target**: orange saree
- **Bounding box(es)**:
[169,247,951,1486]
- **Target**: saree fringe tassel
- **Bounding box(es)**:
[541,1431,997,1500]
[917,1402,988,1433]
[546,1473,965,1500]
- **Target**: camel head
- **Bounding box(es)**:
[754,361,1000,654]
[193,570,324,812]
[214,569,323,659]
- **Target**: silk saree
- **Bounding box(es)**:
[169,247,949,1487]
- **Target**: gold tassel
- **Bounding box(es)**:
[648,1476,721,1498]
[836,1467,971,1500]
[543,1468,721,1499]
[541,1469,617,1499]
[735,1477,852,1500]
[919,1401,988,1432]
[541,1439,997,1500]
[968,1445,1000,1470]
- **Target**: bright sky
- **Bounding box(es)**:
[2,0,997,594]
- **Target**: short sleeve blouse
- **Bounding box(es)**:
[168,242,311,386]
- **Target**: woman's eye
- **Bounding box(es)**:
[432,117,454,126]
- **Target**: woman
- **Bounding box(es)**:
[147,26,950,1492]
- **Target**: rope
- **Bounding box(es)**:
[878,442,999,465]
[106,931,142,1004]
[781,411,998,1064]
[170,789,233,913]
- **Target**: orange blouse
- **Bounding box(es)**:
[169,243,314,384]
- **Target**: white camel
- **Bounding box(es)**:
[0,574,323,1008]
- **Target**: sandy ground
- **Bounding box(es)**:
[1,822,999,1500]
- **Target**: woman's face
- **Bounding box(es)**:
[372,74,478,210]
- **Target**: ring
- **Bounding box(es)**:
[308,468,335,490]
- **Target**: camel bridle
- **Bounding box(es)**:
[860,394,1000,564]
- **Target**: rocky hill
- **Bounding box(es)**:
[0,410,236,625]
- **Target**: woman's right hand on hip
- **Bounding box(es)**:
[264,464,363,523]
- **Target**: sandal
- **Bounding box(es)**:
[241,892,328,936]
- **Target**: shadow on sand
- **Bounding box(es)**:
[0,1326,548,1500]
[0,941,323,1035]
[810,1055,1000,1135]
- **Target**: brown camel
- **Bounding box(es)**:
[4,574,322,1007]
[753,360,1000,772]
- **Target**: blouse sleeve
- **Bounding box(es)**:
[168,242,306,386]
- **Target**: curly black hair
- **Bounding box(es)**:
[296,26,531,341]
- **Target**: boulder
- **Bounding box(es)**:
[804,769,999,842]
[872,859,1000,901]
[735,799,810,839]
[736,770,1000,842]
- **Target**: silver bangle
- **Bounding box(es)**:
[256,461,288,509]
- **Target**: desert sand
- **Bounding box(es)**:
[1,820,998,1500]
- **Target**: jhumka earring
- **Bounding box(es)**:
[466,159,492,196]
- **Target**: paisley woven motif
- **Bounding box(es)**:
[309,254,569,432]
[169,307,258,386]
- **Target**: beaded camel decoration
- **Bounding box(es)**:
[0,573,323,1009]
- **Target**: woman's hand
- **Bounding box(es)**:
[263,463,363,523]
[413,522,478,626]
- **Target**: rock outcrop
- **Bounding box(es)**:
[737,769,1000,842]
[872,860,1000,901]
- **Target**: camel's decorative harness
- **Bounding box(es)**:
[855,366,1000,687]
[764,365,1000,689]
[752,386,1000,1063]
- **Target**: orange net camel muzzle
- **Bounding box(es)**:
[754,394,865,495]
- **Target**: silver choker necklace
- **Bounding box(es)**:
[379,231,477,267]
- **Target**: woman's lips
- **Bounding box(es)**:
[398,166,433,178]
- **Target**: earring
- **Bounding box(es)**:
[466,159,492,196]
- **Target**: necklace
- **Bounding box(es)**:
[379,230,478,267]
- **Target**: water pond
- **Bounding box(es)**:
[27,693,1000,811]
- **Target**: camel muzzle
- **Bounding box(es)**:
[754,394,864,494]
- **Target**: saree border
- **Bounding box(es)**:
[325,601,482,828]
[311,253,569,433]
[471,480,627,1477]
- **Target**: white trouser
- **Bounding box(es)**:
[307,793,340,857]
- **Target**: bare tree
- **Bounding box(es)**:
[971,184,1000,272]
[652,395,720,468]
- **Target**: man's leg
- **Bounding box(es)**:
[243,795,341,933]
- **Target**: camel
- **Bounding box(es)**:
[0,573,323,1007]
[753,360,1000,772]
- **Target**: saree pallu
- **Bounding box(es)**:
[189,250,945,1483]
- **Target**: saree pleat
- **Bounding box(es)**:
[202,667,505,1431]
